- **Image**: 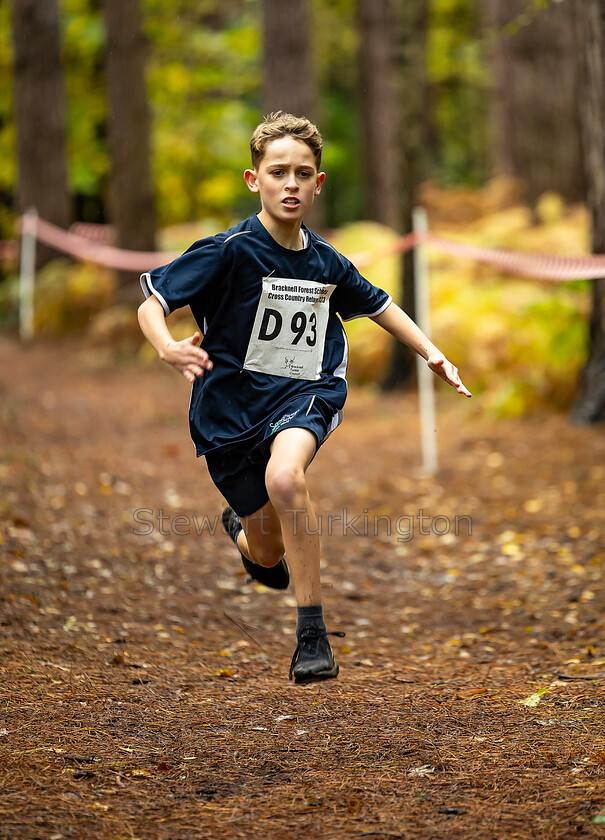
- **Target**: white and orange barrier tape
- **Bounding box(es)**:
[13,211,605,281]
[352,230,605,281]
[16,213,181,273]
[424,234,605,282]
[69,221,115,244]
[14,207,605,345]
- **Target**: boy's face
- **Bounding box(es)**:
[244,136,325,227]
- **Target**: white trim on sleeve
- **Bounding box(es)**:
[340,295,392,323]
[140,272,170,317]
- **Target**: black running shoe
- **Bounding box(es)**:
[222,506,290,591]
[289,628,346,683]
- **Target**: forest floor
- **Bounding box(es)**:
[1,336,604,840]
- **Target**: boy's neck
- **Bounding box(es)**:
[257,210,305,251]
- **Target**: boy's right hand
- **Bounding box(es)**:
[160,331,213,383]
[427,354,472,397]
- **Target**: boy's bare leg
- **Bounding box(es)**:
[237,501,285,568]
[236,428,320,604]
[238,429,321,607]
[264,427,321,606]
[236,427,338,682]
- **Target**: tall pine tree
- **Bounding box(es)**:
[261,0,320,228]
[104,0,156,301]
[572,0,605,423]
[383,0,429,389]
[262,0,314,118]
[488,0,584,204]
[9,0,70,265]
[356,0,399,229]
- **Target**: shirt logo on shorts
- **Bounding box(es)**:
[270,409,300,434]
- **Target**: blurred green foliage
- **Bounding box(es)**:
[0,0,367,233]
[433,274,588,416]
[0,0,590,417]
[0,0,497,238]
[0,4,15,235]
[312,0,364,225]
[330,213,589,416]
[144,0,261,228]
[428,0,491,186]
[31,257,116,336]
[63,1,108,201]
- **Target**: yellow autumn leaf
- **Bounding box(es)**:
[518,687,549,707]
[523,498,543,513]
[502,542,521,556]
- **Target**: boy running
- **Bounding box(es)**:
[138,112,471,684]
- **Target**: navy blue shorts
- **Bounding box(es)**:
[205,394,342,517]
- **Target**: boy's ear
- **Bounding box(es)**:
[244,169,259,193]
[315,172,326,196]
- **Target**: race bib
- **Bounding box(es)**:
[244,277,336,380]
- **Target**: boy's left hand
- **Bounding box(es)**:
[427,354,472,397]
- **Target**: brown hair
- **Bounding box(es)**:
[250,111,323,170]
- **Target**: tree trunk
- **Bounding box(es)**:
[262,0,314,119]
[9,0,71,266]
[261,0,322,229]
[571,0,605,424]
[104,0,156,302]
[356,0,399,230]
[382,0,429,390]
[488,0,585,205]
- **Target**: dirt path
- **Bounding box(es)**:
[1,337,604,839]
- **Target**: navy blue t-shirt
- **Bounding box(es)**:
[141,213,391,456]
